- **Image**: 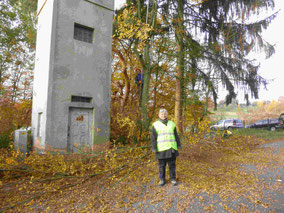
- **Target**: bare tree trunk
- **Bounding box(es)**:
[174,0,185,133]
[134,0,158,131]
[175,44,183,133]
[112,45,130,110]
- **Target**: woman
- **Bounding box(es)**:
[151,109,181,186]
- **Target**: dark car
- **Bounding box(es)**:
[277,113,284,129]
[246,119,280,131]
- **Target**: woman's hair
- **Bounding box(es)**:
[159,108,168,115]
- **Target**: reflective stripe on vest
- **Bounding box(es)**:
[153,120,178,152]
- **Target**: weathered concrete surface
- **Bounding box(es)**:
[31,0,114,153]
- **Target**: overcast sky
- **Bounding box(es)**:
[256,0,284,102]
[114,0,284,102]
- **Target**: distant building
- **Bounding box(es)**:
[31,0,114,153]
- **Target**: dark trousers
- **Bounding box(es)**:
[158,157,176,181]
[137,83,144,99]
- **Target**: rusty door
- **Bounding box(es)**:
[68,108,93,153]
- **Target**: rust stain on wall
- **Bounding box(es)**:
[76,115,84,122]
[33,138,46,151]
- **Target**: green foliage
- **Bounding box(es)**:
[0,131,12,148]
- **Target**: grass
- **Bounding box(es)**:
[232,128,284,140]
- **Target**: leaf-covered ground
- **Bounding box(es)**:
[0,135,283,212]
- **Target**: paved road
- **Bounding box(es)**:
[132,141,284,212]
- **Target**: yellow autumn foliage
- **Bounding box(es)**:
[1,132,279,212]
[116,6,153,42]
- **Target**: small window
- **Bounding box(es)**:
[74,23,94,43]
[71,95,92,103]
[38,112,43,137]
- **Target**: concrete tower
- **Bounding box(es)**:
[31,0,114,153]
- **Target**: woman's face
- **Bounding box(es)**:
[159,111,167,120]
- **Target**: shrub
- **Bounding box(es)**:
[0,131,13,148]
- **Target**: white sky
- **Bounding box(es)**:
[114,0,125,9]
[256,0,284,102]
[114,0,284,102]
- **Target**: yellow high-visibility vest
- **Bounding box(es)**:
[153,120,177,152]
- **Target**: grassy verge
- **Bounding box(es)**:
[232,128,284,140]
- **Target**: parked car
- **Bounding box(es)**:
[246,119,279,131]
[210,119,243,131]
[277,113,284,129]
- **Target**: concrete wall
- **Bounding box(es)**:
[32,0,114,153]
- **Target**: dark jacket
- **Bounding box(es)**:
[151,118,181,159]
[135,73,144,84]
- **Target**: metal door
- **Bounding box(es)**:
[68,108,93,153]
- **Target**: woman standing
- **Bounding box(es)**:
[151,109,181,186]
